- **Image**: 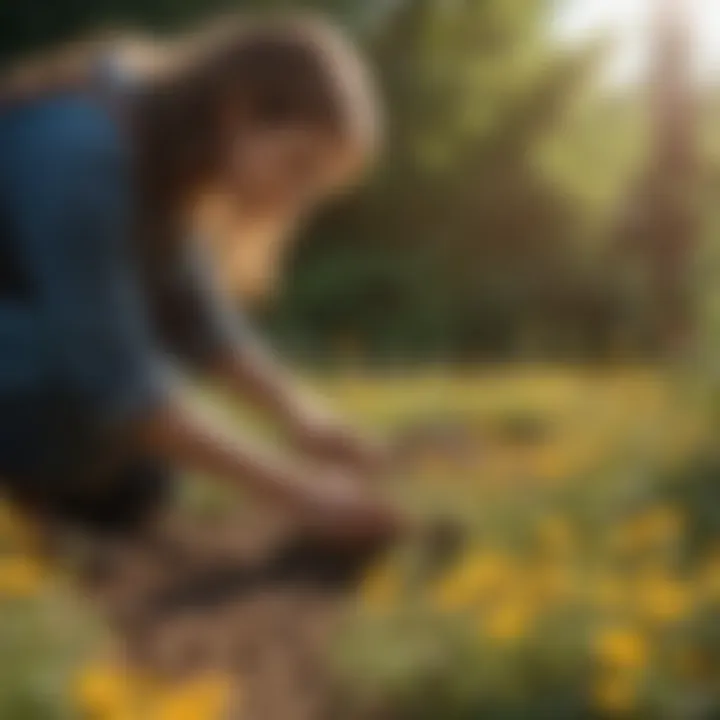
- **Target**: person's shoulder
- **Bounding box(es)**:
[3,92,123,164]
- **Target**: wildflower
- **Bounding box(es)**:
[593,627,648,671]
[633,572,693,625]
[481,600,533,644]
[433,551,513,612]
[361,562,402,612]
[0,555,47,597]
[154,673,234,720]
[73,662,137,718]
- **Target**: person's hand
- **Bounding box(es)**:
[291,469,406,547]
[289,407,388,476]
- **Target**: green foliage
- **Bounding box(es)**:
[274,0,642,359]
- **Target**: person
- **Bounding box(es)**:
[0,13,403,545]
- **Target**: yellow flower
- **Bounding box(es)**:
[73,663,137,717]
[433,551,513,612]
[633,572,693,624]
[153,673,234,720]
[361,562,402,612]
[481,600,533,644]
[593,627,648,671]
[76,666,233,720]
[593,671,638,715]
[0,555,47,597]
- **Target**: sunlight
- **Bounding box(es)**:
[553,0,720,86]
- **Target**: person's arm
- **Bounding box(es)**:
[159,242,386,472]
[21,98,398,541]
[136,395,401,542]
[214,339,387,474]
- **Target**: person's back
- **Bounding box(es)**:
[0,14,401,545]
[0,95,105,389]
[0,93,137,481]
[0,90,194,534]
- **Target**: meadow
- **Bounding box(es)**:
[0,367,717,719]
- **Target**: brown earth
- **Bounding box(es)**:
[72,510,398,720]
[73,507,463,720]
[63,425,469,719]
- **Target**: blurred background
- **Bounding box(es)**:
[2,0,714,363]
[4,1,720,719]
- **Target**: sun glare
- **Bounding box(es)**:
[553,0,720,86]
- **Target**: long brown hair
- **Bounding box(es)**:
[0,13,381,298]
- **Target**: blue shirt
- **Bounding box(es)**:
[0,92,242,482]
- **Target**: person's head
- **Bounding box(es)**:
[142,13,381,224]
[133,12,382,298]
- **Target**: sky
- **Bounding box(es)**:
[552,0,720,86]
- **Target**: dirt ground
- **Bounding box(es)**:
[73,510,409,720]
[58,425,470,720]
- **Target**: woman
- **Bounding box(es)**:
[0,13,402,543]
